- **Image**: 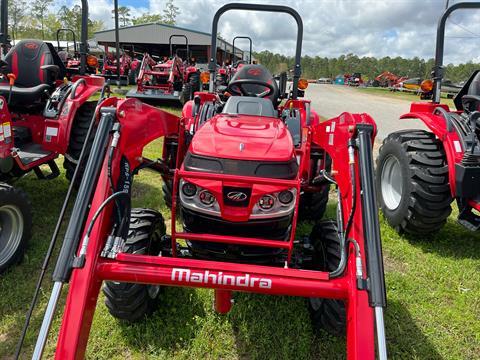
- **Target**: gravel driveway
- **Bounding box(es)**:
[305,84,427,140]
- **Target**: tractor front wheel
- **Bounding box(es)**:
[64,101,97,184]
[307,220,346,335]
[103,208,166,321]
[376,130,453,234]
[298,185,329,221]
[0,183,32,273]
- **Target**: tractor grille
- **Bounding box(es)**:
[184,152,298,179]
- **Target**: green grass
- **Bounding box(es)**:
[0,103,479,359]
[356,87,456,108]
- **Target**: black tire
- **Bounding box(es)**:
[376,130,453,234]
[180,82,192,105]
[128,68,137,85]
[0,183,32,273]
[63,101,97,183]
[162,180,173,209]
[299,185,329,221]
[307,220,346,335]
[103,208,166,321]
[189,72,200,93]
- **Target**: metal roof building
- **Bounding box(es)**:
[93,23,245,65]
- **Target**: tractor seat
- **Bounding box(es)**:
[0,39,58,106]
[222,96,276,117]
[0,84,50,104]
[229,64,279,104]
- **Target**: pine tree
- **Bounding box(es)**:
[163,0,180,25]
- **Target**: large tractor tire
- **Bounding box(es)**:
[162,180,173,209]
[63,101,97,183]
[189,72,200,93]
[298,185,329,221]
[0,183,32,273]
[376,130,453,235]
[307,220,346,335]
[103,208,166,321]
[180,82,192,105]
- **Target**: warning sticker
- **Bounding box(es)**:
[3,122,11,138]
[328,133,334,145]
[453,140,462,153]
[46,127,59,137]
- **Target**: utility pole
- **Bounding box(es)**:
[114,0,121,88]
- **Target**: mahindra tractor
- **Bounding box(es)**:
[0,0,105,273]
[17,4,387,360]
[56,28,100,76]
[101,45,135,85]
[126,35,200,104]
[376,2,480,235]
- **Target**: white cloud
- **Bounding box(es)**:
[78,0,480,63]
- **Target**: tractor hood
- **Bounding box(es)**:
[190,114,294,161]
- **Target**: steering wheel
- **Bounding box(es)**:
[227,79,275,98]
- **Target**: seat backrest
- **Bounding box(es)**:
[222,96,276,117]
[4,40,55,87]
[229,64,279,103]
[468,72,480,96]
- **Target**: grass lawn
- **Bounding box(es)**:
[0,100,479,359]
[356,87,456,109]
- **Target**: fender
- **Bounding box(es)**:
[399,103,462,197]
[43,76,104,154]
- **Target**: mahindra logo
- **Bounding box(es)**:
[247,68,262,76]
[24,42,38,50]
[171,268,272,289]
[227,191,247,202]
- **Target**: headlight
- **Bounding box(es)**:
[278,190,294,205]
[259,195,275,210]
[199,190,215,206]
[179,179,220,216]
[182,181,197,197]
[251,188,297,219]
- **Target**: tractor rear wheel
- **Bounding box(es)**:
[64,101,97,184]
[0,183,32,273]
[128,68,137,85]
[307,220,346,335]
[103,208,166,321]
[189,72,200,94]
[180,83,192,105]
[376,130,453,234]
[299,185,329,221]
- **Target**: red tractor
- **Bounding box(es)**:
[0,0,105,273]
[56,28,100,76]
[101,45,134,85]
[126,35,200,104]
[21,4,387,360]
[376,2,480,235]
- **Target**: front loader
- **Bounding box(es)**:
[17,4,388,360]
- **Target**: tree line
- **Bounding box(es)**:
[7,0,179,42]
[254,50,479,83]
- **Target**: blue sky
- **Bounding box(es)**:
[66,0,480,63]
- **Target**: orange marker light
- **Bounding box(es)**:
[420,79,434,93]
[298,78,309,90]
[86,55,99,68]
[200,71,210,84]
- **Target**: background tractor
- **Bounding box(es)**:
[127,35,200,104]
[0,0,105,272]
[376,2,480,235]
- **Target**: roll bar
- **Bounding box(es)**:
[208,3,303,99]
[56,29,77,53]
[0,0,9,55]
[169,35,189,58]
[433,2,480,103]
[232,36,252,64]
